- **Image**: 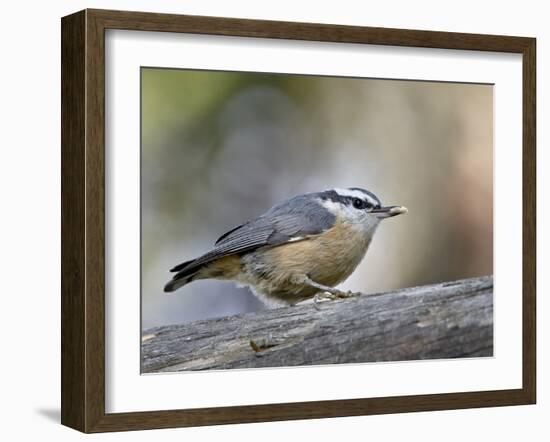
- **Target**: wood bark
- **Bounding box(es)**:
[142,276,493,372]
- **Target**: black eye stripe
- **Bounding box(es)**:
[318,190,382,208]
[351,197,374,210]
[348,188,382,206]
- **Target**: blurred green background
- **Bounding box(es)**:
[141,68,493,330]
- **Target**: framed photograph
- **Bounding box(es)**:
[61,9,536,433]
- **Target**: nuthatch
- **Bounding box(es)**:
[164,188,407,305]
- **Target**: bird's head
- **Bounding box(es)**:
[317,187,407,234]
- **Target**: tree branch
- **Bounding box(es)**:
[141,275,493,372]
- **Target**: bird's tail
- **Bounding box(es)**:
[164,254,240,293]
[164,258,201,293]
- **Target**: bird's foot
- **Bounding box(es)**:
[343,290,362,298]
[313,290,361,308]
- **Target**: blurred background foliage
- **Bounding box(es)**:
[141,68,493,330]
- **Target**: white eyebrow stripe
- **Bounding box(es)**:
[364,194,380,206]
[332,188,380,206]
[333,188,367,199]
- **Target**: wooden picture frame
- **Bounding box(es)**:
[61,8,536,433]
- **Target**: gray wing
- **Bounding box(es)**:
[173,195,336,274]
[213,195,336,252]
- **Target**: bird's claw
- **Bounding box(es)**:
[313,290,361,309]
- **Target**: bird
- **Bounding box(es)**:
[164,188,407,306]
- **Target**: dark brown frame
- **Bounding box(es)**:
[61,8,536,433]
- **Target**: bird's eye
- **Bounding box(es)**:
[352,198,365,209]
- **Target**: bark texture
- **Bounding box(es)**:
[142,276,493,372]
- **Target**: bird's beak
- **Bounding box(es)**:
[372,205,408,219]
